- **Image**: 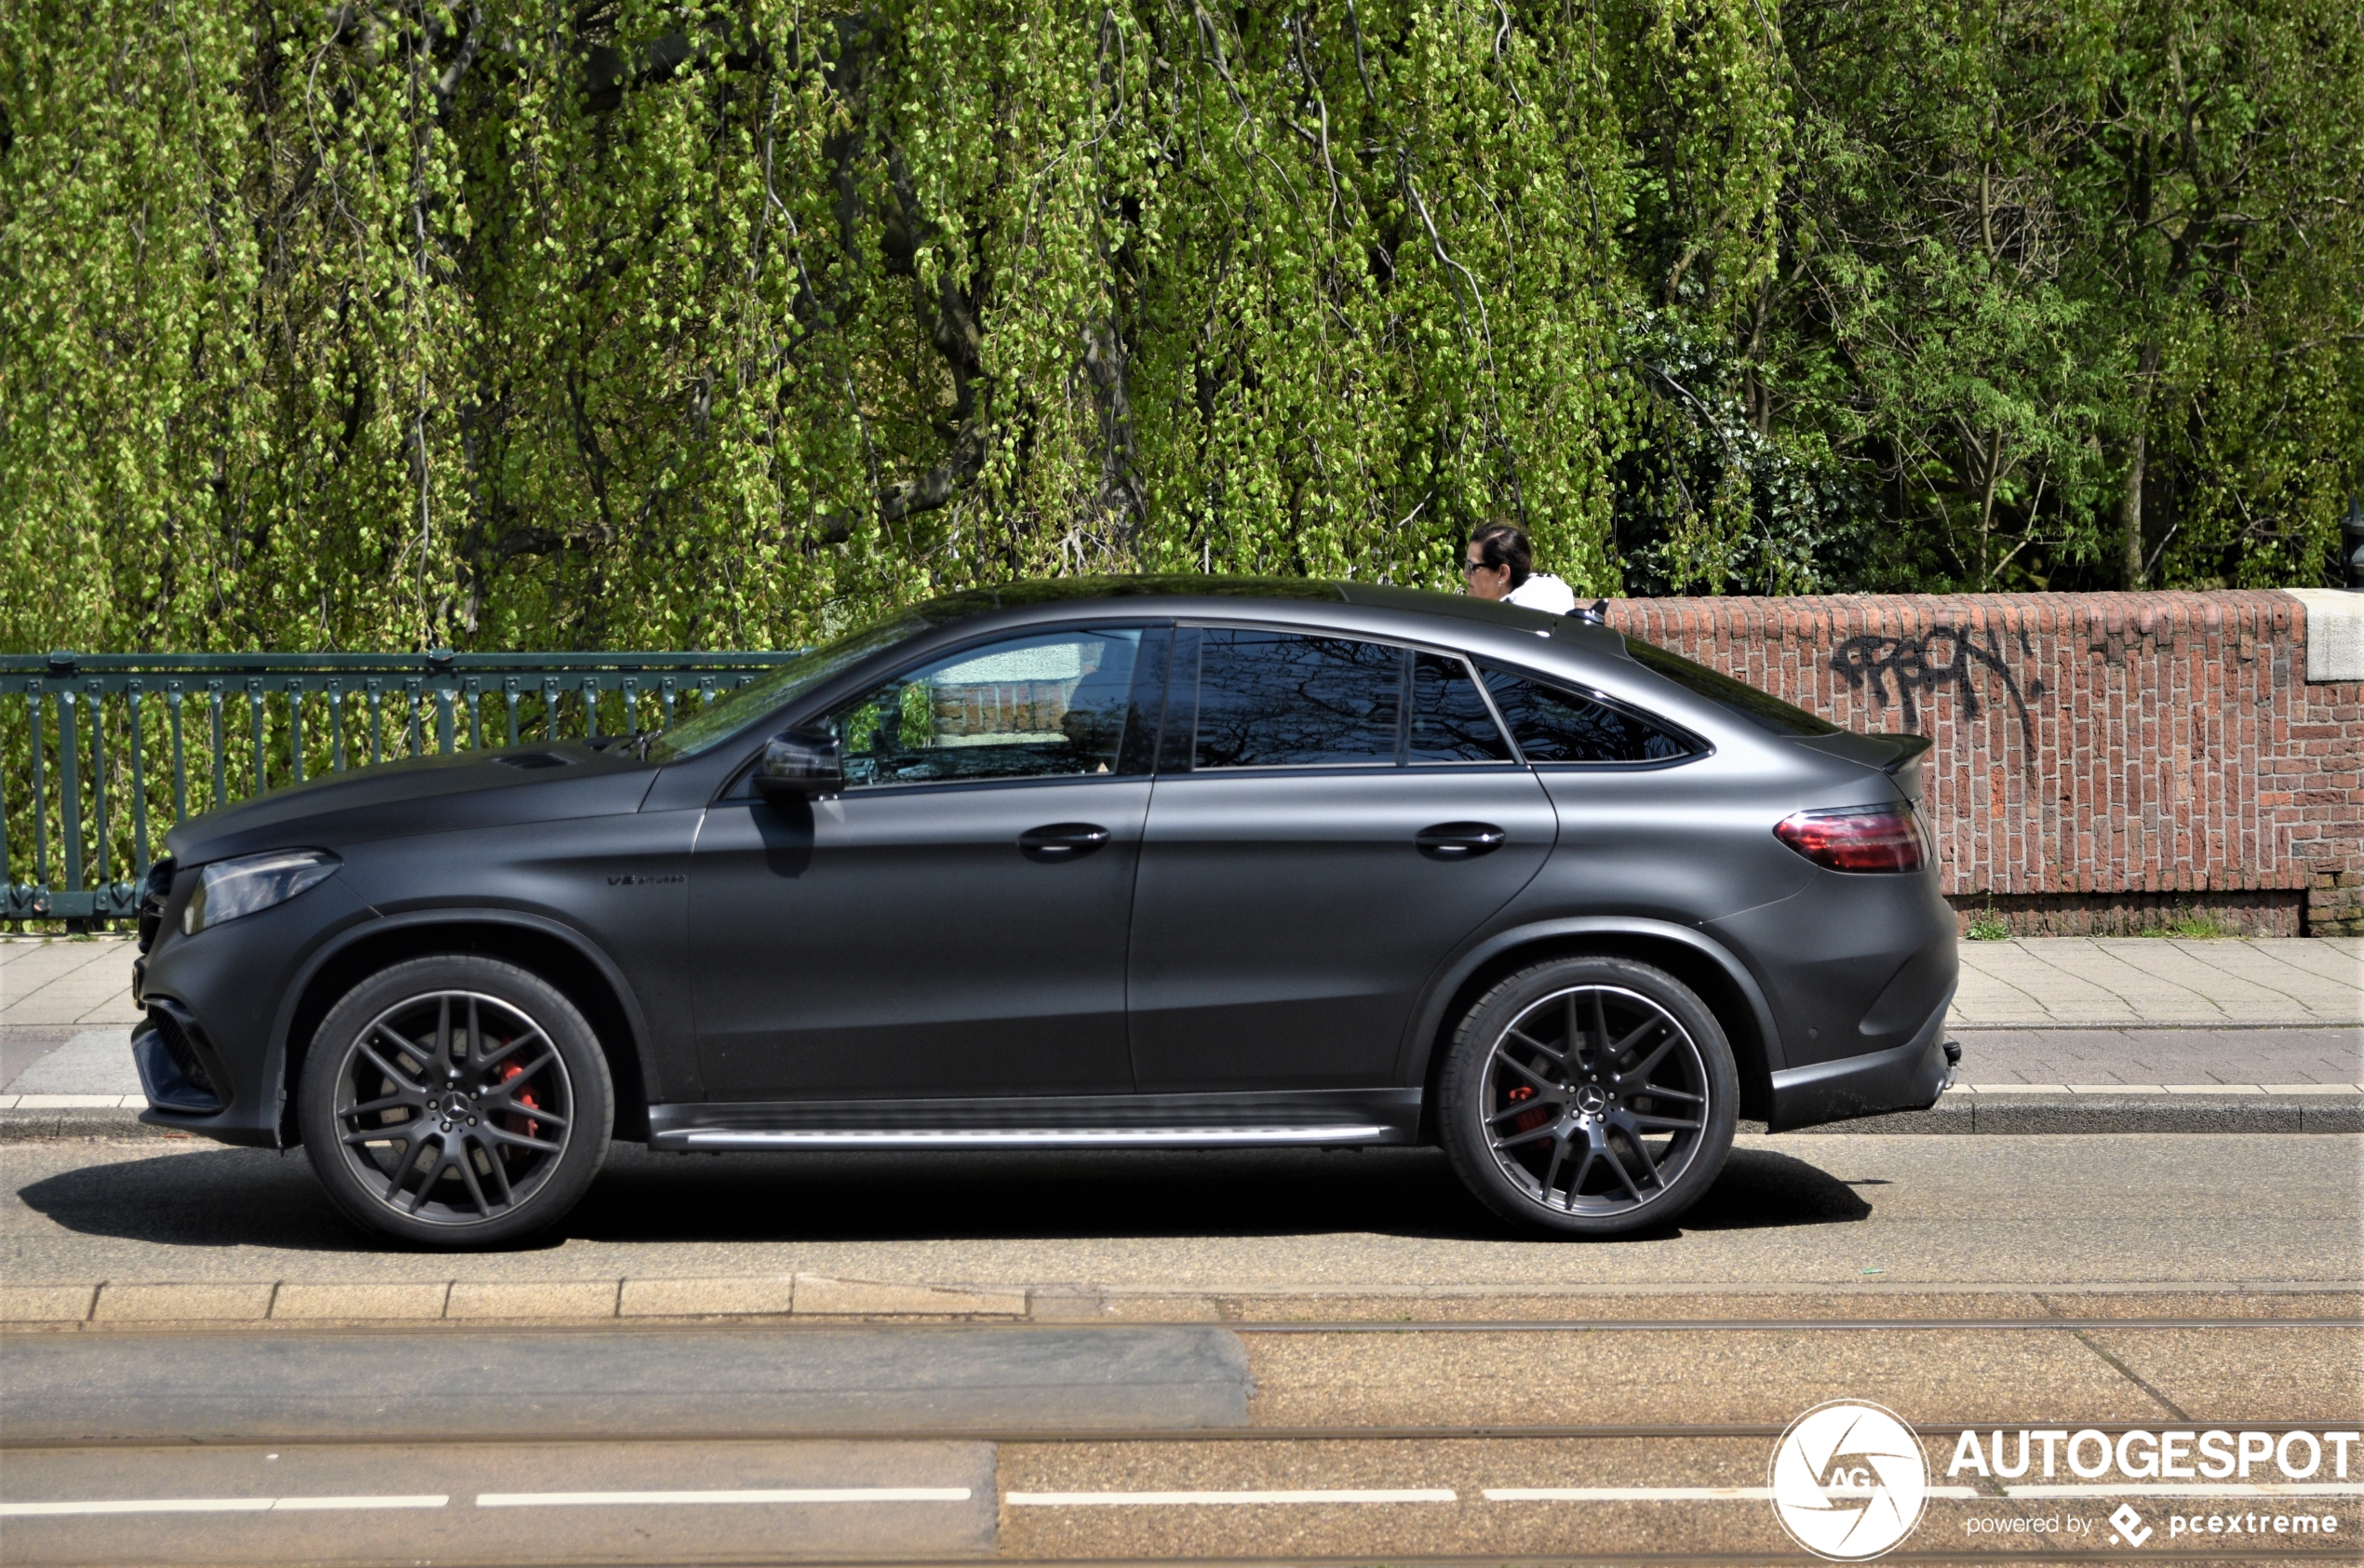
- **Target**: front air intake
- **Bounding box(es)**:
[135,999,226,1114]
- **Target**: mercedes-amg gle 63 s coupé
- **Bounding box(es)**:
[129,580,1957,1246]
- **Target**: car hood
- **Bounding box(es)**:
[163,744,661,866]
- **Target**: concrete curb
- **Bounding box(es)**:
[0,1273,1029,1328]
[1800,1085,2364,1134]
[7,1276,2355,1332]
[7,1090,2357,1143]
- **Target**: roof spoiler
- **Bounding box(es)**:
[1794,730,1934,800]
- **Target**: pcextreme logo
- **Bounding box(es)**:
[1770,1400,1931,1561]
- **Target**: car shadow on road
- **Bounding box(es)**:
[12,1143,1868,1253]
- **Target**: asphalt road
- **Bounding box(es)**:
[6,1133,2361,1292]
[6,1134,2358,1564]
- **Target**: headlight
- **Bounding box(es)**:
[182,850,341,934]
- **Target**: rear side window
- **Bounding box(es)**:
[1479,665,1696,764]
[1191,629,1404,768]
[1623,637,1839,737]
[1409,651,1517,763]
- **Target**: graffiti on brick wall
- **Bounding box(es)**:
[1828,626,2044,747]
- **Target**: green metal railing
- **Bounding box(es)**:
[1,650,803,925]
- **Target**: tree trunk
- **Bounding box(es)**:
[2120,341,2158,589]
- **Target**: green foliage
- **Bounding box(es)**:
[1965,907,2011,942]
[1,0,2357,655]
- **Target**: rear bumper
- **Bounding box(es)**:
[1765,990,1954,1132]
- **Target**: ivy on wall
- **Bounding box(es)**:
[1,0,2356,656]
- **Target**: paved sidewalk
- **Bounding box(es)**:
[1951,936,2361,1028]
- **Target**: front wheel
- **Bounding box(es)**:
[298,955,612,1248]
[1438,956,1739,1237]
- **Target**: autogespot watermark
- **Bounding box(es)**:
[1770,1400,1931,1561]
[1768,1409,2360,1561]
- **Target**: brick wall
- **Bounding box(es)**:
[1602,592,2364,936]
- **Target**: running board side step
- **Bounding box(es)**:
[657,1125,1394,1151]
[645,1088,1423,1152]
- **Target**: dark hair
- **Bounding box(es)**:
[1466,524,1532,588]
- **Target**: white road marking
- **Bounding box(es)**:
[0,1496,448,1518]
[2004,1483,2364,1498]
[1484,1486,1983,1502]
[474,1487,971,1508]
[1005,1489,1457,1506]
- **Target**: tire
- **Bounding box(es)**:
[298,954,612,1248]
[1438,955,1739,1237]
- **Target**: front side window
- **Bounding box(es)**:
[1190,629,1405,769]
[1480,665,1696,763]
[824,628,1149,787]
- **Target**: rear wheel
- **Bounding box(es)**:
[298,955,611,1248]
[1438,956,1738,1236]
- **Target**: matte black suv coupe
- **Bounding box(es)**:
[129,579,1956,1245]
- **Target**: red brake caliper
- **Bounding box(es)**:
[1504,1083,1550,1134]
[498,1060,541,1145]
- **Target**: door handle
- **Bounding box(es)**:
[1416,822,1507,859]
[1019,823,1112,861]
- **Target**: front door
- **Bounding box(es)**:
[691,624,1169,1101]
[1127,627,1558,1092]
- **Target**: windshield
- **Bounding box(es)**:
[1623,637,1841,737]
[646,613,927,761]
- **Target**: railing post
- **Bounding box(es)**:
[57,685,84,894]
[208,682,225,811]
[329,680,346,771]
[463,678,482,750]
[504,677,520,746]
[542,677,559,740]
[247,678,267,797]
[128,682,152,874]
[168,684,188,827]
[584,677,602,739]
[29,683,50,888]
[405,679,425,757]
[288,677,305,784]
[85,678,111,895]
[430,650,454,754]
[367,679,383,765]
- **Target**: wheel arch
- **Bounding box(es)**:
[272,912,655,1146]
[1407,918,1783,1138]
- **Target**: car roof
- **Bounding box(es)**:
[898,575,1637,690]
[912,574,1607,640]
[912,575,1344,622]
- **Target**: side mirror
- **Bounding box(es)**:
[753,729,844,800]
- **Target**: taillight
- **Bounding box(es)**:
[1774,805,1926,873]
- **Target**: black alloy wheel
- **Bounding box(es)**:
[299,955,611,1247]
[1439,956,1738,1236]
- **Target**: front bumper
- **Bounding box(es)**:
[1765,991,1954,1132]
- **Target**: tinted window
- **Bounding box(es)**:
[1408,651,1516,763]
[826,628,1146,787]
[1623,637,1840,737]
[1192,629,1404,768]
[1480,665,1695,763]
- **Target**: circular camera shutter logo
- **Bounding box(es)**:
[1768,1400,1929,1561]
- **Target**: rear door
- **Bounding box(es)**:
[1125,626,1557,1092]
